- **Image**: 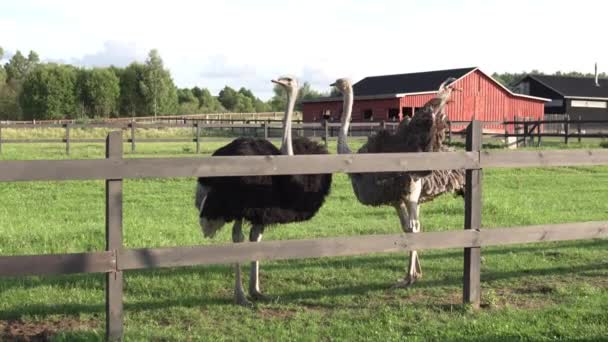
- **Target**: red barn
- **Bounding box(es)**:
[302,67,548,133]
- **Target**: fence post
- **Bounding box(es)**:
[503,118,508,148]
[564,114,570,145]
[578,115,582,143]
[263,121,269,140]
[105,131,124,341]
[464,120,482,309]
[0,124,2,154]
[195,122,200,154]
[65,123,71,155]
[523,119,528,147]
[130,122,136,153]
[537,121,542,147]
[448,120,452,144]
[323,119,329,146]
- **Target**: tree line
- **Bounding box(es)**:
[0,47,334,121]
[3,46,603,121]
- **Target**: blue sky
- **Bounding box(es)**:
[1,0,607,99]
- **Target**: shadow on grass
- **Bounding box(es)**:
[1,239,606,319]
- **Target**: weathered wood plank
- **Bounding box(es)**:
[464,121,482,308]
[2,139,65,143]
[105,131,124,341]
[0,151,480,181]
[129,138,195,143]
[118,221,608,270]
[0,252,115,276]
[481,149,608,168]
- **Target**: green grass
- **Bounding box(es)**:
[0,141,607,341]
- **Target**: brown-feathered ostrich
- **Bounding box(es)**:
[332,77,464,287]
[195,76,332,306]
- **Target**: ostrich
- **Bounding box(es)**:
[195,76,331,306]
[332,77,464,287]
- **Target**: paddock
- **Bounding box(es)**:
[0,122,607,340]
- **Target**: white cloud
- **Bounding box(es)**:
[71,41,145,67]
[1,0,607,100]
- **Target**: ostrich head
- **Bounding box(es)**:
[427,77,460,119]
[330,78,353,94]
[272,76,299,99]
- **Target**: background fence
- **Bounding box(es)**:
[4,117,608,156]
[0,120,402,155]
[1,121,608,340]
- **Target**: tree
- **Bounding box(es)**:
[118,63,147,116]
[218,86,238,110]
[4,50,39,83]
[254,98,270,112]
[20,64,78,120]
[177,88,197,104]
[140,49,178,116]
[238,87,255,100]
[233,93,255,112]
[77,68,120,118]
[197,88,225,113]
[0,83,21,120]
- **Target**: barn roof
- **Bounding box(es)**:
[303,67,548,103]
[353,67,476,96]
[524,75,608,100]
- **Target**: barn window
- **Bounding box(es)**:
[363,109,373,120]
[402,107,414,118]
[321,109,331,121]
[388,108,400,120]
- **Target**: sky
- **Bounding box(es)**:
[1,0,607,100]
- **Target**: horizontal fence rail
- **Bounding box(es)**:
[4,149,608,182]
[2,221,606,278]
[1,121,608,340]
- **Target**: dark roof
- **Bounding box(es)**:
[353,67,477,96]
[526,75,608,99]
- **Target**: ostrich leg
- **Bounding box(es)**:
[394,179,422,288]
[249,224,269,301]
[231,219,251,306]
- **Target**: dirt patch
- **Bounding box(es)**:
[0,317,98,341]
[512,284,555,294]
[257,307,298,320]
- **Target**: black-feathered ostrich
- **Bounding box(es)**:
[195,76,332,306]
[332,77,464,287]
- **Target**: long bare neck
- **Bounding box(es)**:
[337,87,354,154]
[280,89,297,156]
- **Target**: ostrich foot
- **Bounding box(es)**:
[407,219,421,233]
[235,289,253,307]
[249,289,271,302]
[392,272,422,289]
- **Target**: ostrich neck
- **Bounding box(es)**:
[280,90,297,156]
[337,88,354,154]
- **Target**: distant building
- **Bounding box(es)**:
[514,75,608,123]
[302,67,548,133]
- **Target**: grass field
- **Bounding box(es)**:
[0,140,607,341]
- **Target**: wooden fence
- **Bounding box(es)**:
[0,121,401,155]
[504,116,608,147]
[0,111,303,125]
[1,122,608,340]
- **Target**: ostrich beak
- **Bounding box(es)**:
[330,82,337,87]
[271,79,280,85]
